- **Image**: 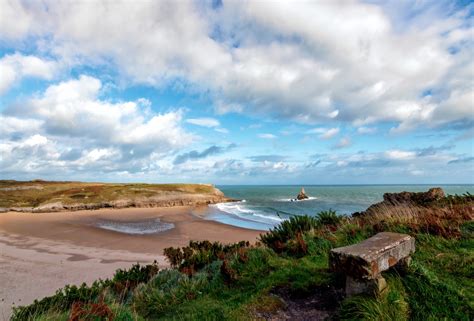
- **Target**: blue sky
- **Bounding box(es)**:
[0,0,473,184]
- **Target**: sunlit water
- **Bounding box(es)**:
[202,185,474,230]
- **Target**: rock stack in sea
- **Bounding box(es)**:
[296,187,309,200]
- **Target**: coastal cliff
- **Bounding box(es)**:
[0,180,233,213]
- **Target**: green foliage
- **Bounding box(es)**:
[315,209,343,226]
[11,281,109,321]
[259,215,319,254]
[163,240,251,273]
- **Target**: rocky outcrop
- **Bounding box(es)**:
[353,187,446,217]
[382,187,445,206]
[296,187,309,200]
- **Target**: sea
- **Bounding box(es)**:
[203,185,474,231]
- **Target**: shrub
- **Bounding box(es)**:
[315,209,343,226]
[259,215,319,253]
[112,261,159,296]
[163,240,251,274]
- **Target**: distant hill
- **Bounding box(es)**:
[0,180,232,212]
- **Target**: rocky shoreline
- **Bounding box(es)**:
[1,195,234,213]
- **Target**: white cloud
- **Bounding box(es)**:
[258,133,277,139]
[0,115,43,136]
[214,127,229,134]
[186,117,220,128]
[1,1,471,131]
[385,150,416,160]
[307,127,340,139]
[186,117,229,134]
[0,53,58,94]
[1,75,194,175]
[25,75,193,149]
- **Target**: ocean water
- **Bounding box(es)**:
[95,218,174,235]
[203,185,474,230]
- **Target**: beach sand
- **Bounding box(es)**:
[0,207,262,320]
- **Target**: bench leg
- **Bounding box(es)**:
[345,276,387,297]
[394,256,412,275]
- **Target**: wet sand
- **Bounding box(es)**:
[0,207,263,320]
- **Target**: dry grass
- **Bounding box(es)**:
[355,202,473,238]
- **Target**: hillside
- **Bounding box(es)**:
[0,180,231,212]
[10,188,474,320]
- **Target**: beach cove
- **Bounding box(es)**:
[0,207,262,320]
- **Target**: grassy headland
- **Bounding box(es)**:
[9,189,474,320]
[0,180,231,212]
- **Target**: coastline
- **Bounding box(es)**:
[0,206,263,320]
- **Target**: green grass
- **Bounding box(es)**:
[12,194,474,320]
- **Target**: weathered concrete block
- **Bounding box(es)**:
[329,232,415,280]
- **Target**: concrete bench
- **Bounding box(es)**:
[329,232,415,296]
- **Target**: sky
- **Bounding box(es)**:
[0,0,473,185]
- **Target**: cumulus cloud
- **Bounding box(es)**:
[0,53,58,94]
[1,75,194,176]
[0,0,472,183]
[1,0,471,131]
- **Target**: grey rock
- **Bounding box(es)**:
[329,232,415,296]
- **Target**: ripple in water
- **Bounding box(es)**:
[95,218,174,235]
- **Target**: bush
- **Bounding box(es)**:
[259,215,319,254]
[315,209,343,226]
[163,240,251,274]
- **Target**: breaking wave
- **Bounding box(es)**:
[211,201,285,226]
[276,196,317,202]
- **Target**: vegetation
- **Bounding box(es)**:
[0,180,220,208]
[11,193,474,320]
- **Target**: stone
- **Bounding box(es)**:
[382,187,445,206]
[345,275,387,297]
[354,188,446,217]
[296,187,309,200]
[329,232,415,296]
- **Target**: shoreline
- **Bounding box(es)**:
[0,206,263,320]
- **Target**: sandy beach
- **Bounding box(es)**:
[0,206,262,320]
